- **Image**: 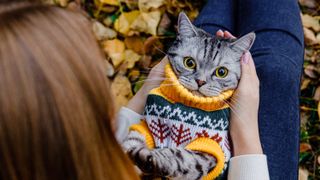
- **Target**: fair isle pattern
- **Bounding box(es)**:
[144,94,231,162]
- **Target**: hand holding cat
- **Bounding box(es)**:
[127,57,168,114]
[229,51,263,156]
[216,30,262,156]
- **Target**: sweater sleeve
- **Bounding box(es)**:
[228,154,270,180]
[115,107,142,143]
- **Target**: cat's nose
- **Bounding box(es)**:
[196,79,206,87]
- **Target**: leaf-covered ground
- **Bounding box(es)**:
[49,0,320,179]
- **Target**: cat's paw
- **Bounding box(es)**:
[133,148,156,174]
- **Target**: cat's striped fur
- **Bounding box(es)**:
[123,131,216,180]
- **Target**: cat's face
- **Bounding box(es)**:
[167,12,255,97]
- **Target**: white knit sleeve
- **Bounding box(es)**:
[228,154,270,180]
[115,107,142,143]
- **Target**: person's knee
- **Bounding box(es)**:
[253,53,302,89]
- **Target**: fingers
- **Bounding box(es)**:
[240,52,259,82]
[215,30,236,39]
[223,31,236,39]
[216,30,224,37]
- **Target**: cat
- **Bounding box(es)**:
[122,12,255,180]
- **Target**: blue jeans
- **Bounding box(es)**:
[194,0,304,179]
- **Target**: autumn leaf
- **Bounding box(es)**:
[130,11,161,35]
[114,10,140,35]
[304,27,317,45]
[124,49,141,69]
[302,14,320,32]
[92,21,117,40]
[299,168,309,180]
[104,60,115,77]
[300,143,312,152]
[299,0,318,8]
[102,39,125,67]
[111,75,133,112]
[138,0,165,12]
[99,0,119,6]
[124,36,145,54]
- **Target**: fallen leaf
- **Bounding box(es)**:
[102,39,125,67]
[56,0,69,7]
[114,10,140,35]
[139,55,152,69]
[302,14,320,32]
[138,0,165,12]
[104,60,115,77]
[128,69,140,81]
[313,86,320,101]
[130,11,161,35]
[124,49,141,69]
[124,36,145,54]
[92,21,117,41]
[300,143,312,152]
[301,78,311,90]
[299,168,309,180]
[111,75,133,112]
[144,36,164,55]
[318,101,320,120]
[124,0,139,10]
[157,13,172,36]
[304,27,317,45]
[304,64,319,78]
[299,0,317,8]
[100,0,119,6]
[103,16,113,27]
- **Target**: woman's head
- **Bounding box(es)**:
[0,2,137,180]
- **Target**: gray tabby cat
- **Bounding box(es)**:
[123,12,255,179]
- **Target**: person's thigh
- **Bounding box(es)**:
[236,1,304,179]
[194,0,235,34]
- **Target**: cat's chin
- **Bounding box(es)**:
[190,90,205,97]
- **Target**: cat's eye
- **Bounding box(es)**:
[215,66,228,78]
[183,57,196,69]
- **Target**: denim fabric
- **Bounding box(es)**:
[194,0,304,179]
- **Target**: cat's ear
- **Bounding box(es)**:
[230,32,256,53]
[178,12,197,37]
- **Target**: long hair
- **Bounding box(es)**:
[0,2,138,180]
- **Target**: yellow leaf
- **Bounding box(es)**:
[318,101,320,120]
[138,0,165,12]
[130,11,161,35]
[303,27,317,45]
[99,0,119,6]
[111,75,133,112]
[124,49,141,69]
[114,10,140,35]
[299,168,309,180]
[102,39,125,67]
[300,143,312,152]
[92,21,117,41]
[302,14,320,32]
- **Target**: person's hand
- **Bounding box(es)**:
[127,57,168,114]
[217,30,262,155]
[229,51,262,156]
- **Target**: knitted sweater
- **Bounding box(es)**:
[130,64,234,179]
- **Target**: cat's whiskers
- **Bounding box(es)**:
[215,96,243,122]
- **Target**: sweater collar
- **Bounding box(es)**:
[159,64,233,111]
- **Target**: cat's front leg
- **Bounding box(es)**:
[147,148,217,180]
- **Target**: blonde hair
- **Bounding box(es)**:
[0,2,138,180]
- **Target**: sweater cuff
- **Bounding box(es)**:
[115,107,142,143]
[228,154,269,180]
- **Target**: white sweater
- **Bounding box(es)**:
[116,107,270,180]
